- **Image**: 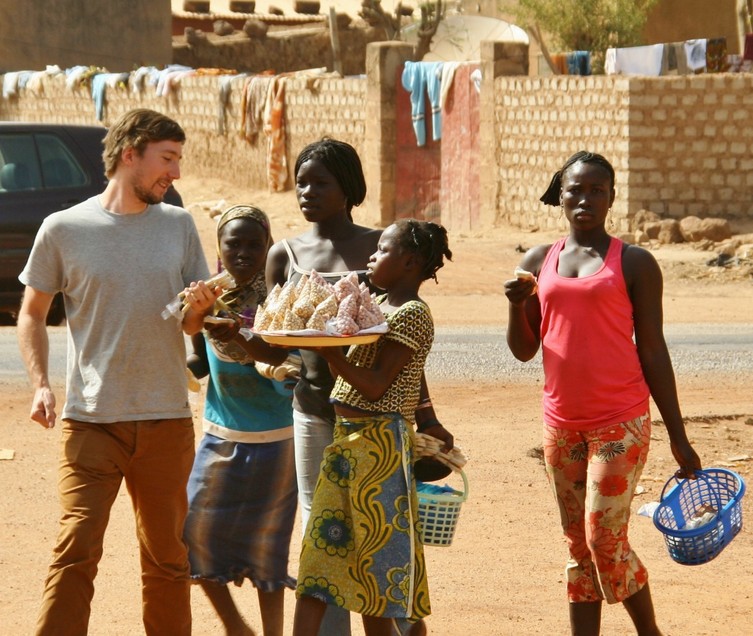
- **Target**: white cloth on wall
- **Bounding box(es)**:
[605,44,664,76]
[65,65,89,90]
[439,61,461,111]
[684,39,708,72]
[470,68,482,94]
[3,72,21,98]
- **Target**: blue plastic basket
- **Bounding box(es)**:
[653,468,745,565]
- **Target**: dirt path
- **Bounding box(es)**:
[1,180,751,635]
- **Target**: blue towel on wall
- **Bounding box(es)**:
[402,61,444,146]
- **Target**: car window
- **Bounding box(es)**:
[0,134,42,191]
[0,132,89,192]
[37,134,88,188]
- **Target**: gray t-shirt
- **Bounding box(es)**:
[19,196,210,423]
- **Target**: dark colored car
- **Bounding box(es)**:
[0,122,182,324]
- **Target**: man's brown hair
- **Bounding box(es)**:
[102,109,185,178]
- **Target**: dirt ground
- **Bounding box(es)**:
[1,178,752,635]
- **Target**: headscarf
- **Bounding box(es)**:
[215,204,273,324]
[216,203,273,255]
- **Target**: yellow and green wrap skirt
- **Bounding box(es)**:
[296,412,430,620]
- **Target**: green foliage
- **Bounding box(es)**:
[512,0,659,53]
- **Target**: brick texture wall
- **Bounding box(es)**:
[4,48,753,232]
[0,72,366,192]
[493,73,753,233]
[493,75,631,232]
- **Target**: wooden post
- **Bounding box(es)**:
[329,7,343,76]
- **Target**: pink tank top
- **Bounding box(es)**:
[538,237,649,430]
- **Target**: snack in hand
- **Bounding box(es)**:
[513,267,538,293]
[514,267,535,281]
[161,271,236,320]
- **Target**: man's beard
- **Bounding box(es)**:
[134,183,163,205]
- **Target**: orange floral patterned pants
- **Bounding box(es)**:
[543,413,651,604]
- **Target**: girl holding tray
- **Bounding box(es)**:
[291,218,455,636]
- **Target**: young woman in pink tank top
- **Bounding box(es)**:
[504,151,702,636]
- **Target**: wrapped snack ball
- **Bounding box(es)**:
[276,282,297,312]
[282,310,306,331]
[332,314,359,335]
[308,275,334,306]
[306,294,338,330]
[295,274,309,294]
[292,289,316,320]
[357,304,384,330]
[333,271,360,302]
[337,292,359,321]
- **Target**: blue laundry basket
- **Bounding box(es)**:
[653,468,745,565]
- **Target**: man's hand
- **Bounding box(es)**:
[30,386,56,429]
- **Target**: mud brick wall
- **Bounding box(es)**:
[0,72,367,193]
[4,44,753,232]
[492,73,753,233]
[492,75,631,232]
[626,74,753,227]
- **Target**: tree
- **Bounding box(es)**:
[359,0,445,60]
[509,0,659,73]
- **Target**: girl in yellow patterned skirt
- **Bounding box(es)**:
[292,219,455,636]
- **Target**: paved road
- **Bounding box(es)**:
[425,323,753,381]
[2,323,753,384]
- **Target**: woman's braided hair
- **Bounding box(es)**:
[539,150,615,206]
[393,219,453,283]
[294,138,366,219]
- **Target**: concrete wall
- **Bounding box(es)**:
[0,70,366,193]
[3,42,753,233]
[493,72,753,234]
[0,0,173,73]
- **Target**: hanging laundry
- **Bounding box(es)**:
[401,61,444,147]
[65,65,89,90]
[130,66,159,95]
[91,72,129,121]
[154,64,195,97]
[706,38,728,73]
[549,54,569,75]
[470,68,482,94]
[218,73,248,135]
[684,39,707,72]
[2,71,34,98]
[662,43,689,75]
[744,34,753,61]
[604,44,664,76]
[566,51,591,76]
[241,74,274,143]
[263,75,288,192]
[439,61,461,111]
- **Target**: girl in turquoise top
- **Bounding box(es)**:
[184,205,297,636]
